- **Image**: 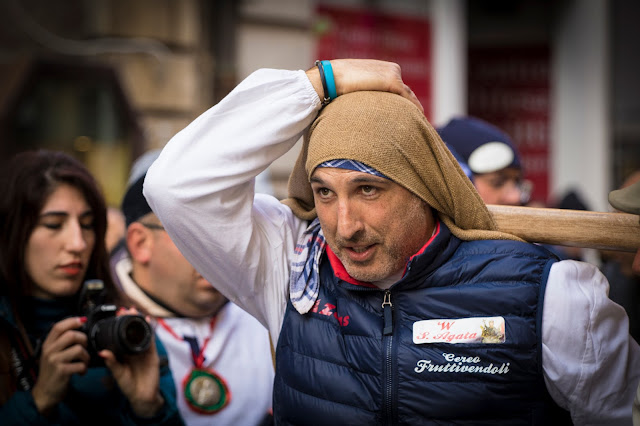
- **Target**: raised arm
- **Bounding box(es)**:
[144,59,420,336]
[145,68,314,333]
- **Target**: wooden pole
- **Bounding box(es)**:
[487,205,640,253]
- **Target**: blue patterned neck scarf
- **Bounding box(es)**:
[290,218,325,314]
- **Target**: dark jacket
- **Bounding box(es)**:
[274,221,570,425]
[0,293,184,426]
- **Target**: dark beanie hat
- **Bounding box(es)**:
[437,116,521,174]
[121,173,151,227]
[121,150,161,227]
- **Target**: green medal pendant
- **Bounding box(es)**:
[156,317,231,415]
[183,367,230,414]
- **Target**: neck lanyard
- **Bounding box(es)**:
[156,316,230,414]
[156,316,217,368]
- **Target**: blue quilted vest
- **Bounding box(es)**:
[274,221,571,425]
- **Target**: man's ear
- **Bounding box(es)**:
[126,223,153,264]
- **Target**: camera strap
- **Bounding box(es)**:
[6,327,38,392]
[156,317,231,414]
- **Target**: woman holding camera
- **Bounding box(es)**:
[0,150,183,425]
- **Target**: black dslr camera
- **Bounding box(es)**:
[78,279,152,365]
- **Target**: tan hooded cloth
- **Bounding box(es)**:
[281,91,522,243]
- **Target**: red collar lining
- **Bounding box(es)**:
[325,221,441,287]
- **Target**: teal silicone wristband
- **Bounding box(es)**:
[321,60,337,100]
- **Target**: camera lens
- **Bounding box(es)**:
[91,314,152,357]
[119,316,152,351]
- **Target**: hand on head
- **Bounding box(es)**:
[306,59,423,114]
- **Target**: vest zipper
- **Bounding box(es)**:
[382,291,393,335]
[382,290,394,423]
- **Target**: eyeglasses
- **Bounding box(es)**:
[140,222,165,231]
[478,173,533,205]
[519,180,533,205]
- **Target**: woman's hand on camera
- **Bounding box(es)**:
[31,316,89,416]
[100,307,164,418]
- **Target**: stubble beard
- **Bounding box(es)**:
[333,234,406,283]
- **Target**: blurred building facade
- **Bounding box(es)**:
[0,0,638,211]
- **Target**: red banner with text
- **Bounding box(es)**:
[315,5,432,119]
[468,46,551,204]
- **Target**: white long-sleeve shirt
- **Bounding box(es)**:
[145,68,640,425]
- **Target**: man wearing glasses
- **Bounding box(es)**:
[437,116,532,206]
[111,151,275,426]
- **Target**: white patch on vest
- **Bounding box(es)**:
[467,142,514,173]
[414,353,511,376]
[413,316,505,344]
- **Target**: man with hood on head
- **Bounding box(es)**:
[144,59,640,425]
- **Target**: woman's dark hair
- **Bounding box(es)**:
[0,150,117,308]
